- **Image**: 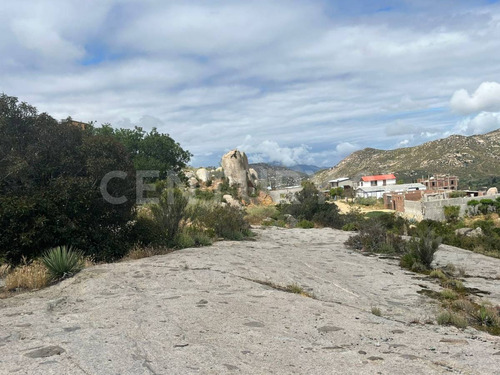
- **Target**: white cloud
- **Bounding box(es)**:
[456,111,500,135]
[450,81,500,114]
[334,142,359,157]
[237,137,313,166]
[1,1,500,167]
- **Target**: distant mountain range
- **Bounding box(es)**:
[257,162,322,176]
[249,163,312,189]
[312,129,500,190]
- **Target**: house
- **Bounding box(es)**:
[328,177,352,188]
[359,174,396,187]
[356,182,426,199]
[417,175,458,191]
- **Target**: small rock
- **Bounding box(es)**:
[317,326,343,333]
[367,356,384,361]
[25,346,65,358]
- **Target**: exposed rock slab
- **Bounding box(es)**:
[0,228,499,374]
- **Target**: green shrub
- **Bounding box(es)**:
[188,202,251,240]
[129,215,165,246]
[449,191,466,198]
[151,188,188,246]
[279,182,343,228]
[174,232,196,249]
[176,228,213,248]
[437,310,468,328]
[371,307,382,316]
[444,205,460,223]
[474,305,500,327]
[345,219,407,254]
[405,228,441,269]
[430,269,447,281]
[41,246,85,280]
[245,205,279,225]
[440,289,459,300]
[342,222,359,231]
[297,220,314,229]
[194,189,215,201]
[356,197,378,206]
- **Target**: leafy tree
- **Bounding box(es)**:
[92,125,191,179]
[329,187,344,199]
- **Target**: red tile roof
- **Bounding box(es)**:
[361,174,396,182]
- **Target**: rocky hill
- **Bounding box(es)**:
[249,163,308,189]
[313,129,500,189]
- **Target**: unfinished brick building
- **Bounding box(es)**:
[417,175,458,191]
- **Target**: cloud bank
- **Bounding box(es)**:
[1,1,500,166]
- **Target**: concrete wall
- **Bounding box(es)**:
[403,193,500,221]
[403,200,424,221]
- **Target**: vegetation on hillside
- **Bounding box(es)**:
[313,130,500,190]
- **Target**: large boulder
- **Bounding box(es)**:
[223,194,242,208]
[248,168,259,188]
[455,228,472,236]
[196,168,211,183]
[221,149,254,197]
[486,187,498,196]
[467,227,483,238]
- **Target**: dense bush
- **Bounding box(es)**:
[297,220,314,229]
[194,188,216,201]
[187,202,251,240]
[355,197,378,206]
[444,205,460,223]
[150,189,188,246]
[279,182,343,228]
[0,95,137,263]
[345,219,406,254]
[401,228,441,270]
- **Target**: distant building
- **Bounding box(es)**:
[328,177,352,188]
[417,175,458,191]
[356,182,426,199]
[384,190,424,211]
[359,174,396,187]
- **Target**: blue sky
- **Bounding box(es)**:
[2,0,500,167]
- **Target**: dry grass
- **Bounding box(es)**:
[126,245,172,260]
[371,307,382,316]
[244,205,278,225]
[0,264,11,278]
[5,260,49,291]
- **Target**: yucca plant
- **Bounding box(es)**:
[41,246,85,280]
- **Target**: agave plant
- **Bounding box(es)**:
[41,245,85,280]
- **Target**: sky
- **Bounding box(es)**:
[2,0,500,168]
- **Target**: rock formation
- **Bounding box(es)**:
[221,149,255,197]
[196,168,211,183]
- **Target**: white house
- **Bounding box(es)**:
[356,183,426,199]
[359,174,396,187]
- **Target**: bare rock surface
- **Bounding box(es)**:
[1,228,499,374]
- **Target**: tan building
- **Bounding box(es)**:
[417,175,458,191]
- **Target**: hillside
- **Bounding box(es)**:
[313,129,500,189]
[250,163,308,188]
